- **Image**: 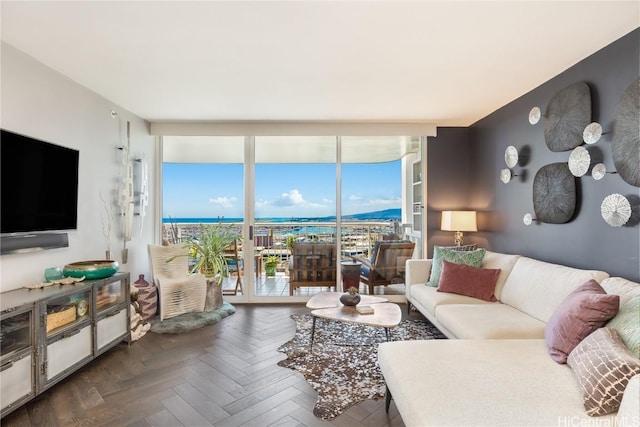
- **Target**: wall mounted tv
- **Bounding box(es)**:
[1,129,79,235]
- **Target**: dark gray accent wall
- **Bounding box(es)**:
[426,127,474,257]
[467,28,639,281]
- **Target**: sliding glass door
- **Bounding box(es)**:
[341,136,418,296]
[254,136,337,299]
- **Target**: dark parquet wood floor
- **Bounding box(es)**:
[2,303,422,427]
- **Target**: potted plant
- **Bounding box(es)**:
[167,222,240,285]
[285,234,296,274]
[264,255,279,277]
[285,234,296,253]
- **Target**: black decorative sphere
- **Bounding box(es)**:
[340,293,361,306]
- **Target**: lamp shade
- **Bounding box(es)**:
[441,211,477,232]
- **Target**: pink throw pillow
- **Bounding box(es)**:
[545,280,619,364]
[436,260,501,302]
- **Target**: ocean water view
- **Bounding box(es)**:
[162,208,402,224]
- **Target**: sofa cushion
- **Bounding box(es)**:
[500,256,610,323]
[545,280,620,363]
[409,284,491,317]
[426,246,486,287]
[378,339,617,427]
[607,295,640,358]
[617,375,640,426]
[567,327,640,416]
[435,303,547,339]
[437,260,501,302]
[601,276,640,307]
[481,251,521,301]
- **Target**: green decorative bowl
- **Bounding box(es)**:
[63,260,119,280]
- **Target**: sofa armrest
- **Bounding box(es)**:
[405,259,432,301]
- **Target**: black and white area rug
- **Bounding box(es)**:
[276,313,446,420]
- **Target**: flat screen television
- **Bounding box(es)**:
[1,129,79,234]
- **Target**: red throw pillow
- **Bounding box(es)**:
[545,280,619,364]
[436,260,501,302]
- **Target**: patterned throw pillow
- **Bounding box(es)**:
[426,246,486,287]
[567,327,640,416]
[438,244,478,252]
[607,295,640,358]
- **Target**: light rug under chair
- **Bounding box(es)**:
[149,302,236,334]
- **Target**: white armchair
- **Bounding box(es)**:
[148,244,207,321]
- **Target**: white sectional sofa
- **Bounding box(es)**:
[378,250,640,427]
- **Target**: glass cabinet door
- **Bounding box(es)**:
[1,309,32,363]
[45,289,91,337]
[1,306,35,415]
[95,279,125,314]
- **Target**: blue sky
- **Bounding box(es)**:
[163,161,401,219]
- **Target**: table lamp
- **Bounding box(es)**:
[441,211,477,246]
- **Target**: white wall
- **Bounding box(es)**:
[0,43,156,292]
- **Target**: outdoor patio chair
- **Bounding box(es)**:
[289,242,337,295]
[352,240,415,295]
[148,244,207,321]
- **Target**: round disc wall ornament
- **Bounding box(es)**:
[504,146,518,168]
[612,77,640,187]
[533,163,576,224]
[523,213,533,226]
[529,107,541,125]
[600,193,631,227]
[583,122,603,144]
[568,146,591,177]
[500,168,512,183]
[544,82,591,152]
[592,163,607,180]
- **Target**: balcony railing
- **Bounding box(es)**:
[161,220,407,296]
[162,220,401,259]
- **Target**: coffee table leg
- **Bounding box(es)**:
[310,316,317,351]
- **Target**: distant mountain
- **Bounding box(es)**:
[343,208,401,221]
[308,208,402,222]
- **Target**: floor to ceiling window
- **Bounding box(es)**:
[160,134,423,303]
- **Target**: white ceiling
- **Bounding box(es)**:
[1,1,638,127]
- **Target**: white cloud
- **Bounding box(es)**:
[208,196,237,208]
[272,189,306,207]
